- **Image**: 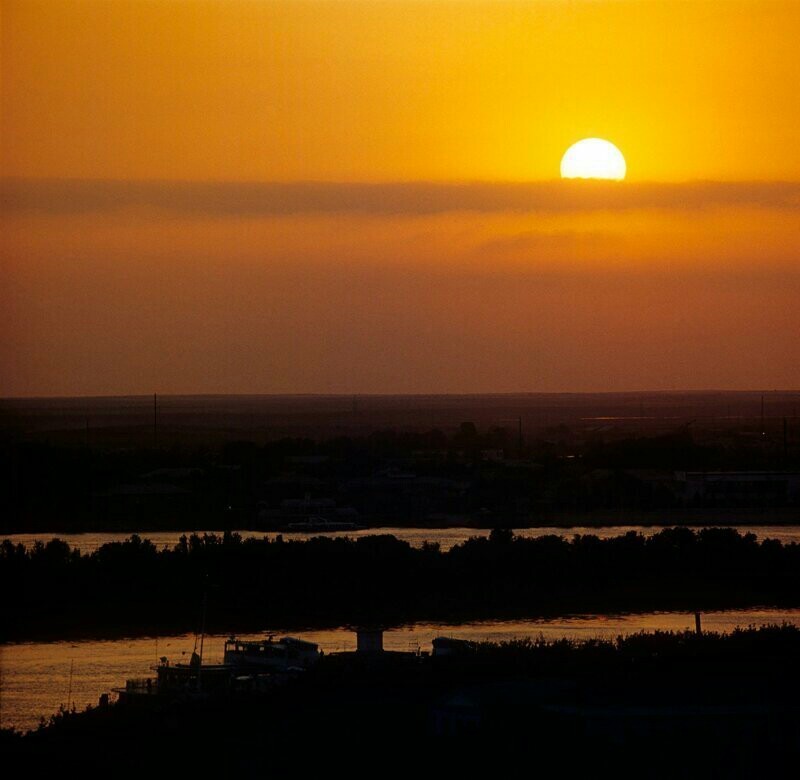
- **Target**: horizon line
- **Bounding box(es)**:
[3,389,800,403]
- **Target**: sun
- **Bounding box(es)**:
[560,138,626,180]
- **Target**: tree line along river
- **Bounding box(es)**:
[5,523,800,555]
[4,524,800,732]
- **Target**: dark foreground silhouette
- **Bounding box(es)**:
[4,626,800,777]
[3,527,800,641]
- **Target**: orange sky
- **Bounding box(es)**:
[2,1,800,395]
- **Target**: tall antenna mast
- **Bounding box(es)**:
[197,576,208,691]
[784,417,789,463]
[67,659,74,712]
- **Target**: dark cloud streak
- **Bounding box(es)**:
[3,178,800,217]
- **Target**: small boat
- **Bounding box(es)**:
[116,652,233,702]
[224,635,320,671]
[116,585,321,703]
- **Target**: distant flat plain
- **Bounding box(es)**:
[3,390,800,443]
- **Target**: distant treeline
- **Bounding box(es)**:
[3,420,799,532]
[3,527,800,641]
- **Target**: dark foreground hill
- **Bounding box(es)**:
[4,626,800,777]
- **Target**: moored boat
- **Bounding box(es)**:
[224,635,321,671]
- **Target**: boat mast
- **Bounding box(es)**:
[66,659,74,712]
[197,578,208,690]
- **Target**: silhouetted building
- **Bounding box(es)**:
[676,471,800,507]
[356,628,384,655]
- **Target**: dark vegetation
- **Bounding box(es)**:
[5,625,800,776]
[3,527,800,641]
[3,392,800,534]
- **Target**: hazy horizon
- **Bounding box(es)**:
[4,388,800,402]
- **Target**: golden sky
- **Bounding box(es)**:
[5,0,800,181]
[2,1,800,395]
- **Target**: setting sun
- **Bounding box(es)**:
[561,138,627,181]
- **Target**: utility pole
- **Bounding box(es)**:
[197,578,208,692]
[784,417,789,464]
[67,659,75,711]
[85,416,91,515]
[153,393,158,449]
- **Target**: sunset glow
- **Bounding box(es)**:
[3,0,800,395]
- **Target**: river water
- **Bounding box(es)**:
[5,524,800,554]
[4,525,800,732]
[3,608,800,733]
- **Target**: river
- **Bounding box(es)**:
[4,524,800,732]
[3,608,800,733]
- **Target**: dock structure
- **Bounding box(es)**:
[355,627,385,655]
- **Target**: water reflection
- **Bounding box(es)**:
[3,608,800,732]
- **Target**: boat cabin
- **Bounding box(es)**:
[224,636,321,671]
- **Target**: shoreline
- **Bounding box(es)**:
[6,625,800,768]
[4,508,800,537]
[5,598,800,645]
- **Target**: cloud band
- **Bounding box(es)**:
[3,178,800,217]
